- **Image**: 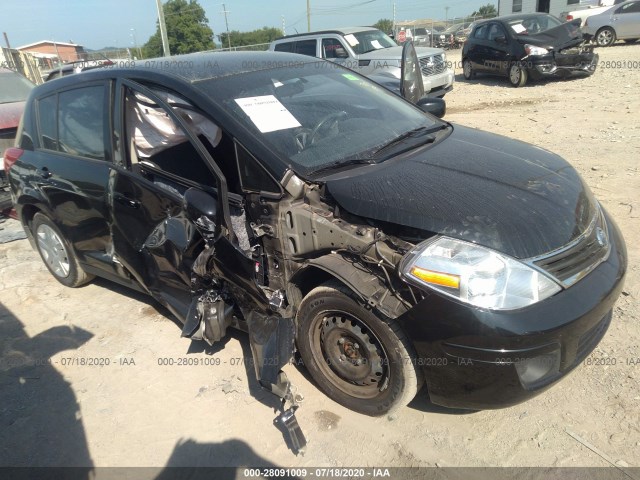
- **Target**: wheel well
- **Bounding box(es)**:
[597,26,616,35]
[290,266,336,300]
[20,204,41,228]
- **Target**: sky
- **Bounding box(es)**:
[2,0,490,50]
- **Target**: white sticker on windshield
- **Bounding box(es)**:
[344,34,359,47]
[235,95,301,133]
[370,40,383,49]
[511,24,526,34]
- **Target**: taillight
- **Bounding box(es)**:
[566,14,573,21]
[3,147,24,173]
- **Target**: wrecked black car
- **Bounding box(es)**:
[7,51,626,434]
[462,14,599,87]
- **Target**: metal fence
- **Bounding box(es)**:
[0,48,43,84]
[211,43,271,53]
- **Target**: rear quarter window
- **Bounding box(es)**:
[274,42,293,53]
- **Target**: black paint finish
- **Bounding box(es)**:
[325,124,596,259]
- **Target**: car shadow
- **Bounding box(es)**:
[0,301,95,470]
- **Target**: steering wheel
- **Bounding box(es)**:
[294,111,348,152]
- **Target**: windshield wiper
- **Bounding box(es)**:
[371,124,446,159]
[311,158,376,176]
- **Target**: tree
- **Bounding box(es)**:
[373,19,394,34]
[143,0,215,58]
[218,27,283,49]
[472,3,497,18]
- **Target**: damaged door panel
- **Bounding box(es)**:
[109,79,305,452]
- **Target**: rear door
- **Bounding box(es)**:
[612,1,640,38]
[30,82,114,274]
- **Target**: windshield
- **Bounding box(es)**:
[198,61,441,177]
[347,30,397,54]
[0,71,34,104]
[443,23,464,34]
[507,15,562,35]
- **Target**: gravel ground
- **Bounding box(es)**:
[0,43,639,471]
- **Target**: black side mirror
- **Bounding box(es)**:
[335,47,349,58]
[183,188,218,234]
[494,35,507,44]
[400,40,425,105]
[416,97,446,118]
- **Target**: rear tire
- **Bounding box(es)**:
[296,281,423,416]
[508,63,528,87]
[595,27,616,47]
[32,213,93,287]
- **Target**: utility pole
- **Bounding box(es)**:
[155,0,171,56]
[445,6,450,23]
[307,0,311,32]
[392,2,396,35]
[3,32,11,49]
[222,3,231,49]
[281,16,286,36]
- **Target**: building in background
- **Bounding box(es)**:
[16,40,86,64]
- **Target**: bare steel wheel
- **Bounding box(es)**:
[32,213,93,287]
[296,281,423,416]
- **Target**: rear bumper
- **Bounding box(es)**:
[396,211,626,410]
[527,52,599,79]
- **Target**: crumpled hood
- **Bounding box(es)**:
[325,124,597,259]
[358,46,443,62]
[517,20,585,50]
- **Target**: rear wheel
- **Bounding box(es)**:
[296,281,423,416]
[509,63,528,87]
[595,27,616,47]
[462,59,476,80]
[32,213,93,287]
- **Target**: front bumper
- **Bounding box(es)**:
[396,211,626,410]
[526,51,599,80]
[422,70,455,97]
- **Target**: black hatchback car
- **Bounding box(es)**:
[6,52,626,421]
[461,13,599,87]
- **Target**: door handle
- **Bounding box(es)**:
[114,193,141,209]
[38,167,52,179]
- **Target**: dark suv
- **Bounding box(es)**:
[6,52,626,431]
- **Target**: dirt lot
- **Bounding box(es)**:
[1,44,639,470]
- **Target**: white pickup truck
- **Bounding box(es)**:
[560,0,625,26]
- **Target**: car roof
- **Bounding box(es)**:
[474,13,554,26]
[34,51,320,92]
[274,26,379,41]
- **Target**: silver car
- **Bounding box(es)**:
[583,0,640,46]
[269,27,454,97]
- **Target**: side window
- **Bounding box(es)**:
[274,42,293,53]
[618,1,640,13]
[38,94,58,150]
[512,0,522,13]
[125,87,223,191]
[295,40,317,56]
[235,142,281,194]
[322,38,347,58]
[473,24,488,39]
[37,86,107,159]
[567,0,579,5]
[488,23,506,41]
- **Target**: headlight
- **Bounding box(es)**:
[400,237,561,310]
[525,44,549,56]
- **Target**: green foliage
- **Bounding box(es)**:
[218,27,284,48]
[373,19,394,34]
[143,0,215,58]
[472,3,497,17]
